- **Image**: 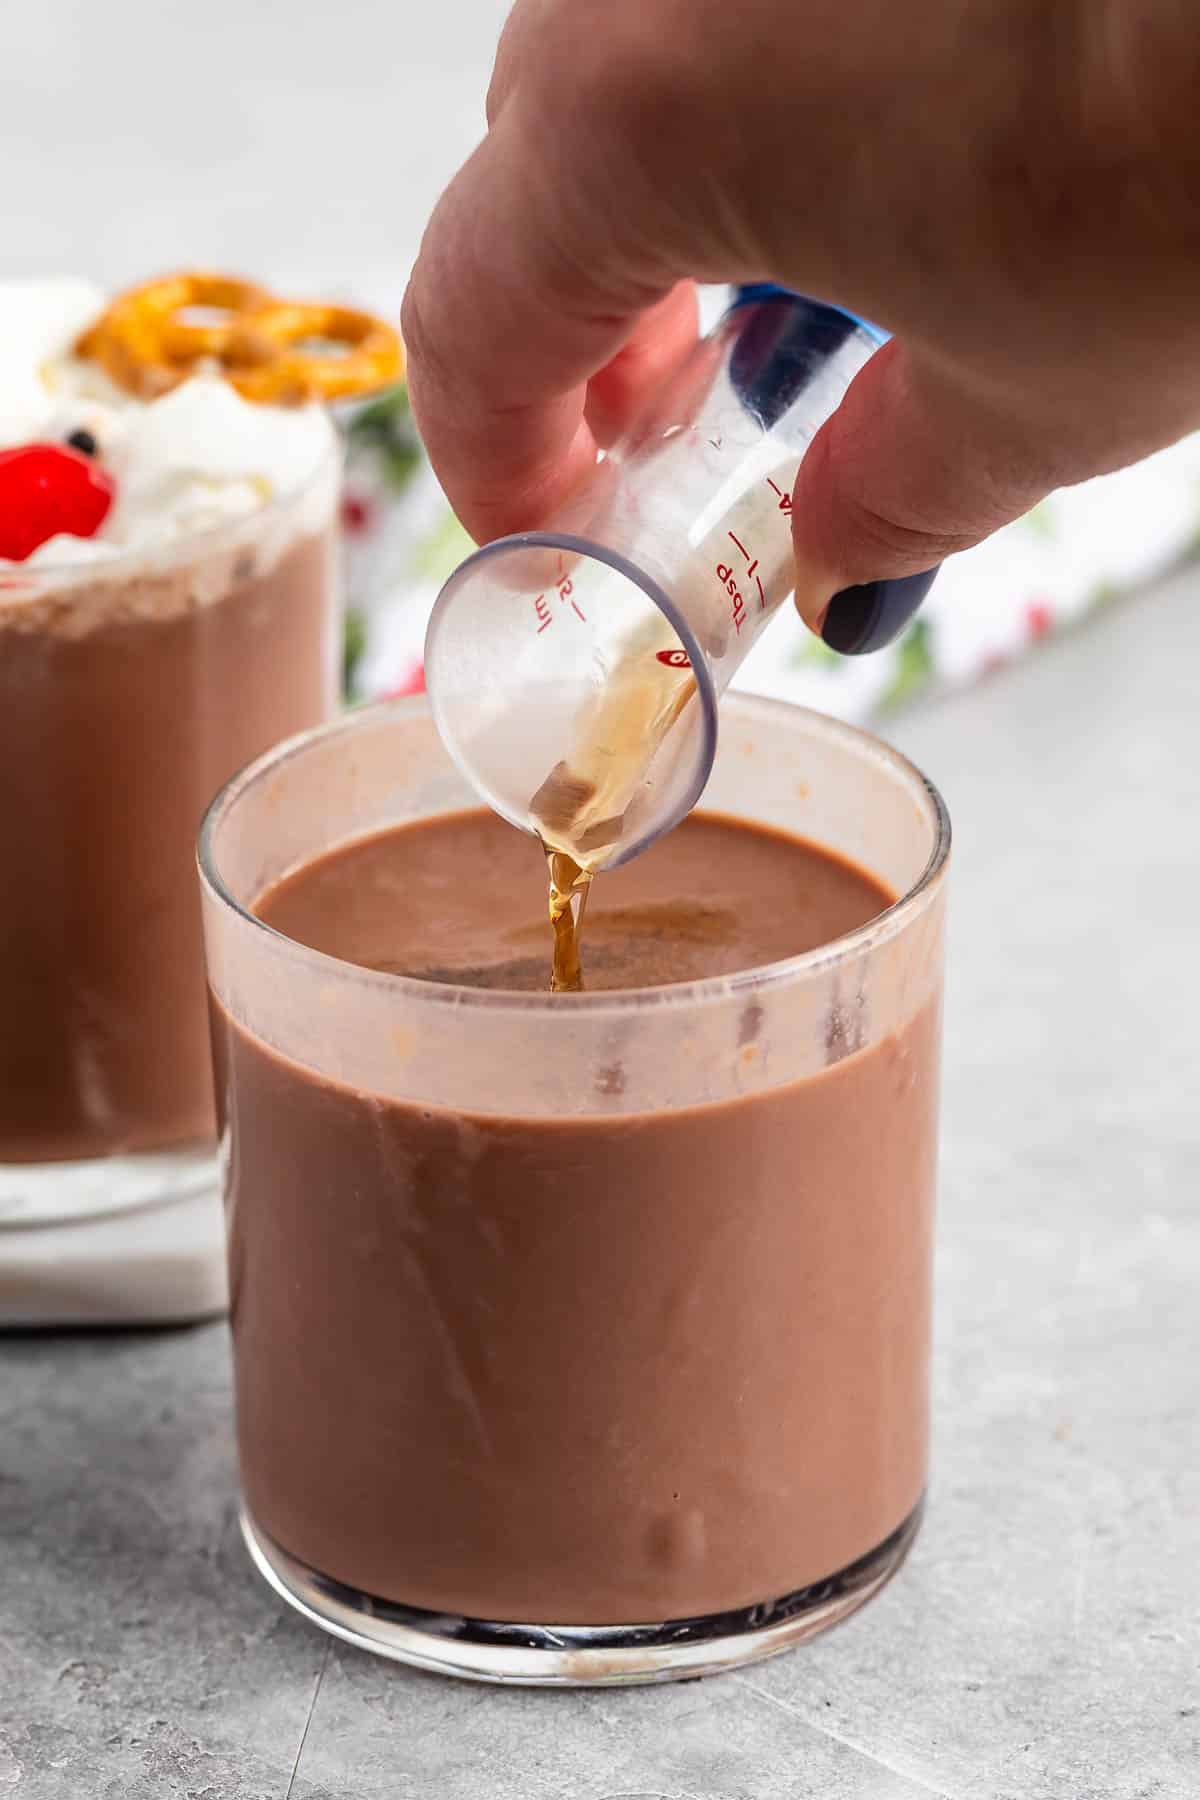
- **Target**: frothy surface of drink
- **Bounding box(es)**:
[255,807,893,994]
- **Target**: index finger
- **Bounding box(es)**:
[401,101,689,543]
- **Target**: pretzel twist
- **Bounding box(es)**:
[76,272,403,405]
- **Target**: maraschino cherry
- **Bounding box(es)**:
[0,444,116,562]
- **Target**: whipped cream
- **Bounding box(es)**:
[0,280,337,571]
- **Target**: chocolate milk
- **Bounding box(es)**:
[0,524,336,1164]
[216,810,940,1625]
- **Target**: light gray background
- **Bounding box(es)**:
[3,0,512,301]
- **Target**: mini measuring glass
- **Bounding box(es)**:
[425,286,886,870]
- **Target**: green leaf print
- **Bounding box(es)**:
[413,506,475,582]
[346,386,422,492]
[1022,500,1059,542]
[792,633,840,669]
[880,616,934,711]
[342,607,368,696]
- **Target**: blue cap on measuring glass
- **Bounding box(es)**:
[729,283,938,656]
[731,282,890,345]
[726,283,888,429]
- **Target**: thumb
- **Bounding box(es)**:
[790,338,1060,653]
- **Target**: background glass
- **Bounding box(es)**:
[0,449,341,1247]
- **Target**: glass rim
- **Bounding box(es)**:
[424,528,721,868]
[0,425,342,591]
[197,692,951,1018]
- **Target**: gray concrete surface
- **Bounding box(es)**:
[3,564,1200,1796]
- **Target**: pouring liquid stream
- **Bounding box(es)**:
[532,614,701,991]
[546,850,592,993]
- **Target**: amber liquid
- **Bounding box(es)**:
[530,618,701,992]
[546,849,592,993]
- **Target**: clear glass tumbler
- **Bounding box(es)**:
[200,694,949,1685]
[0,451,341,1269]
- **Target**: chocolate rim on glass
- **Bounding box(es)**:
[199,694,949,1685]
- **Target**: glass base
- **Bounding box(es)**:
[241,1499,923,1687]
[0,1144,216,1230]
[0,1149,226,1327]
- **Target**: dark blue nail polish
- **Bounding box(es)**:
[820,567,939,655]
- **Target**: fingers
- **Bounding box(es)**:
[401,89,681,545]
[486,0,552,125]
[789,339,1065,650]
[583,283,700,448]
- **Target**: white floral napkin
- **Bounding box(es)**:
[340,386,1200,724]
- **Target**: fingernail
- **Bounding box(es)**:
[820,567,939,656]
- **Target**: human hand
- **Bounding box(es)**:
[403,0,1200,651]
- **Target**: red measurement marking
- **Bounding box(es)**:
[656,648,691,669]
[554,574,587,623]
[727,530,766,609]
[534,592,552,633]
[767,477,793,515]
[715,562,748,634]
